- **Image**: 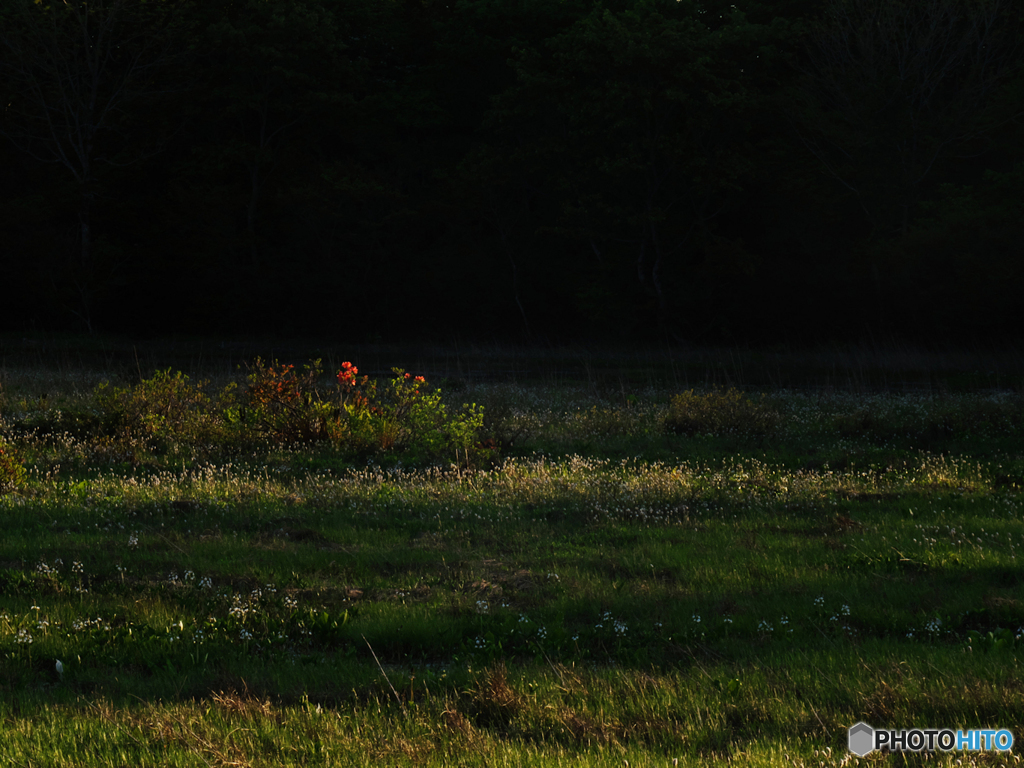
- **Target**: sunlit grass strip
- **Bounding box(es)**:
[0,451,998,519]
[0,650,1020,767]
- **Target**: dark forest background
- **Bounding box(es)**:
[2,0,1022,345]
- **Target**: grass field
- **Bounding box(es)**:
[1,338,1023,767]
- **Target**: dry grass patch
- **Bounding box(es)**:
[468,662,524,729]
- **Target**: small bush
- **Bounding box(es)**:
[95,369,230,454]
[341,368,487,462]
[665,388,778,437]
[0,439,27,491]
[242,358,335,444]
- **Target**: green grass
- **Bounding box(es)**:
[1,345,1023,766]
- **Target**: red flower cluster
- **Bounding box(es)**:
[337,361,359,385]
[336,361,372,410]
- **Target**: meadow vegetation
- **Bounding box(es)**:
[1,341,1023,766]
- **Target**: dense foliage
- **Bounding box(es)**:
[1,0,1022,343]
[27,359,488,464]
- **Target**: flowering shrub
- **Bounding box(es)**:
[243,358,336,443]
[338,365,486,461]
[88,359,489,464]
[335,361,373,412]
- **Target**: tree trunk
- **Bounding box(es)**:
[74,188,95,333]
[247,162,262,270]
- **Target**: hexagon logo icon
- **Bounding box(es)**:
[848,722,875,756]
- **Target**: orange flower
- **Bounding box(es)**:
[338,361,359,384]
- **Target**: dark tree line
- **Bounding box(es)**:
[2,0,1022,344]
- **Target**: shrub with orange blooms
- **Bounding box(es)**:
[338,364,486,462]
[87,358,491,464]
[243,358,336,443]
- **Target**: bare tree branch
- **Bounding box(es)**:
[0,0,183,329]
[796,0,1023,234]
